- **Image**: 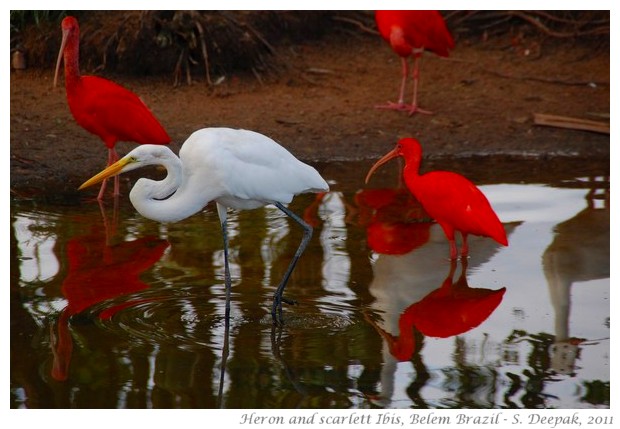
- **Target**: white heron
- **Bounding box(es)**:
[79,127,330,324]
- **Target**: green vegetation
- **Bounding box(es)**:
[10,10,69,31]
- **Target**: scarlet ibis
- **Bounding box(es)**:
[54,15,171,200]
[365,138,507,259]
[79,127,329,324]
[375,10,454,115]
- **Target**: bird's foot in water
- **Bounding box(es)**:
[271,294,298,325]
[281,296,298,306]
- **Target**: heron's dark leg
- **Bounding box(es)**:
[215,203,231,406]
[273,202,313,324]
[217,247,231,408]
[221,220,232,320]
[216,203,232,321]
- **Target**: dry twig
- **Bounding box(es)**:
[533,113,610,134]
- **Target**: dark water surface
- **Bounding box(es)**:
[10,157,610,409]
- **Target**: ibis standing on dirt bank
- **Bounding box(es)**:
[375,10,455,115]
[79,127,330,324]
[54,16,170,200]
[365,137,507,259]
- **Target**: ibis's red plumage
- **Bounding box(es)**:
[375,11,454,58]
[55,16,170,199]
[375,11,454,115]
[366,138,507,259]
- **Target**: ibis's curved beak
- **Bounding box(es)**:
[364,146,401,184]
[53,28,69,88]
[79,157,132,190]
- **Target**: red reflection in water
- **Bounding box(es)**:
[366,260,505,361]
[303,192,327,227]
[354,187,432,255]
[51,228,168,381]
[406,260,505,338]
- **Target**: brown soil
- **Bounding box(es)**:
[10,29,610,200]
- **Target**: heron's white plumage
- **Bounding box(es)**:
[79,127,329,323]
[103,127,328,223]
[181,128,328,208]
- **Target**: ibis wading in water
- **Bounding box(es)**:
[365,138,507,259]
[55,16,170,200]
[375,10,454,115]
[79,127,330,324]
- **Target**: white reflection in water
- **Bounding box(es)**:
[262,205,290,289]
[318,192,355,313]
[11,177,610,409]
[364,181,609,408]
[484,184,587,224]
[14,214,60,283]
[213,212,241,287]
[367,223,508,407]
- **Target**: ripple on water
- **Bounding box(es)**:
[258,308,355,330]
[83,285,355,348]
[84,285,237,350]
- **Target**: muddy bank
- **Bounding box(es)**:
[10,22,609,200]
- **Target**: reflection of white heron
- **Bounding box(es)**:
[367,222,516,407]
[543,184,609,375]
[80,128,329,324]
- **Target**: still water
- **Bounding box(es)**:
[10,158,609,409]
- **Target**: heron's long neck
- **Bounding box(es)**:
[129,155,212,223]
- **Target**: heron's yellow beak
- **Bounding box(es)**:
[78,157,132,190]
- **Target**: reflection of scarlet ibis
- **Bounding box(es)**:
[54,16,171,200]
[354,188,432,255]
[78,128,329,324]
[366,138,507,259]
[366,221,515,405]
[51,230,168,381]
[365,259,505,361]
[407,259,505,339]
[364,311,420,362]
[375,11,454,115]
[303,191,327,228]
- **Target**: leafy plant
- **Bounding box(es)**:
[10,10,68,31]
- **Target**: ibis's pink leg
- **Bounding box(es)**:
[439,223,459,260]
[396,57,408,105]
[97,176,107,201]
[460,233,470,259]
[376,55,434,115]
[407,55,433,116]
[97,147,120,200]
[449,240,458,261]
[375,58,411,111]
[110,148,120,197]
